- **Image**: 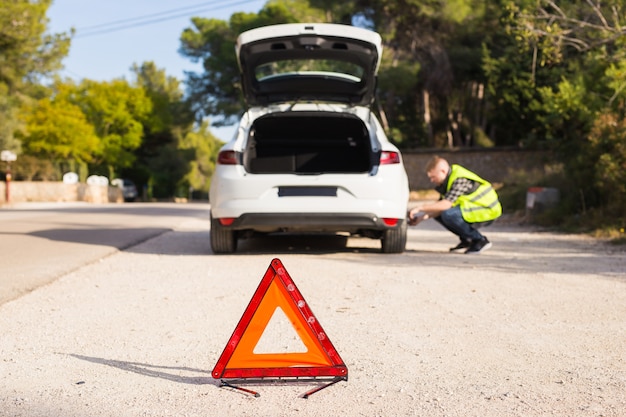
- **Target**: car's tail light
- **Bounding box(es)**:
[380,151,400,165]
[219,218,236,226]
[382,218,399,226]
[217,150,240,165]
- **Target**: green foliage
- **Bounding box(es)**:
[586,110,626,216]
[0,90,22,153]
[377,61,422,146]
[443,0,483,23]
[179,121,222,193]
[131,62,186,133]
[481,10,544,146]
[14,57,223,199]
[180,18,245,125]
[606,59,626,105]
[179,2,304,125]
[0,0,70,88]
[72,79,152,172]
[128,63,222,199]
[0,0,71,151]
[533,75,595,151]
[472,126,494,147]
[268,0,327,22]
[16,78,152,180]
[18,92,100,164]
[12,154,56,181]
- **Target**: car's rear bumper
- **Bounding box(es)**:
[210,166,409,217]
[218,212,405,234]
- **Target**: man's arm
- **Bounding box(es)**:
[408,177,475,225]
[408,199,453,225]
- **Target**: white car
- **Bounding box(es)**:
[209,23,409,253]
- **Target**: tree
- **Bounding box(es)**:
[481,2,545,147]
[18,88,100,166]
[450,0,623,223]
[128,62,190,198]
[516,0,626,60]
[586,109,626,216]
[17,78,152,180]
[69,79,153,177]
[130,62,222,198]
[330,0,496,147]
[0,92,22,153]
[179,1,307,126]
[0,0,71,151]
[179,120,222,195]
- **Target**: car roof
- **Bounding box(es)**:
[236,23,382,107]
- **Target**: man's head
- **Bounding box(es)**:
[425,156,450,185]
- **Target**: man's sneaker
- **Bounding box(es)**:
[449,240,471,252]
[465,237,492,254]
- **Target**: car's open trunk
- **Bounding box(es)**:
[243,113,375,174]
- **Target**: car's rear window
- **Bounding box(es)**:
[255,59,364,82]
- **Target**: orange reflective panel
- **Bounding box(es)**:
[212,258,347,379]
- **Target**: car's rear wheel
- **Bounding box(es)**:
[381,221,407,253]
[210,216,238,254]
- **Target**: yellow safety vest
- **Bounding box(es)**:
[446,164,502,223]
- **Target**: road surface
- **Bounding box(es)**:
[0,202,624,416]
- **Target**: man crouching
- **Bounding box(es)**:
[408,156,502,254]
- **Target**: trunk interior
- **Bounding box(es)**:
[243,113,374,174]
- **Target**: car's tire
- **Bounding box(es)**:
[381,221,407,253]
[210,216,237,254]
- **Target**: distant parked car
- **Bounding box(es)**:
[208,23,410,254]
[112,178,138,202]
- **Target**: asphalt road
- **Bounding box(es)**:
[0,202,625,416]
[0,202,210,305]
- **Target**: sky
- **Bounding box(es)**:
[47,0,268,142]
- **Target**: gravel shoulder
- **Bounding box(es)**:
[0,211,625,417]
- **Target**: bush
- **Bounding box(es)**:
[499,157,625,243]
[586,111,626,218]
[13,155,57,181]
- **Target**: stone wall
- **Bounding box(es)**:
[402,148,553,190]
[0,182,123,204]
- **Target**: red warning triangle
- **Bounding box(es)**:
[212,258,348,379]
